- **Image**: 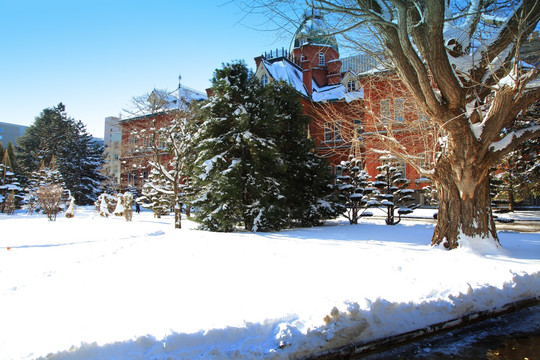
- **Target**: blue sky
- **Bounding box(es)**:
[0,0,294,138]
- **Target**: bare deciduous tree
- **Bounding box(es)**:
[243,0,540,249]
[37,185,63,221]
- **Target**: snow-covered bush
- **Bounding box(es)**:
[37,185,63,221]
[123,192,133,221]
[65,196,75,218]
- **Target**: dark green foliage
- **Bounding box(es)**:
[336,154,417,225]
[371,156,416,225]
[17,103,104,205]
[336,155,373,224]
[24,158,67,215]
[191,62,339,232]
[264,82,340,227]
[192,61,285,232]
[137,168,172,218]
[0,147,24,213]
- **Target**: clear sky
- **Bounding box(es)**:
[0,0,294,139]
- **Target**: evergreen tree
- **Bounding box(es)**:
[17,103,104,205]
[192,61,285,232]
[24,158,66,214]
[137,168,173,218]
[370,155,416,225]
[6,142,22,179]
[265,81,340,226]
[336,155,373,224]
[0,149,23,213]
[60,120,105,205]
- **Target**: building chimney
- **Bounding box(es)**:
[254,55,264,69]
[302,57,313,96]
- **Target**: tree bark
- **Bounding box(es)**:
[432,155,499,249]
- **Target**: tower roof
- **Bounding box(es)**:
[293,9,339,52]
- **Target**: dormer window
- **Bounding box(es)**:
[318,52,325,66]
[261,74,269,87]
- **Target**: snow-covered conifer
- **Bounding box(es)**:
[371,155,417,225]
[17,103,104,206]
[191,61,285,231]
[0,147,24,213]
[335,155,373,224]
[137,168,172,218]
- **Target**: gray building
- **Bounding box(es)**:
[103,116,122,187]
[0,121,28,147]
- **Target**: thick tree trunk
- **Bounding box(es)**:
[174,192,182,229]
[174,208,182,229]
[432,158,500,249]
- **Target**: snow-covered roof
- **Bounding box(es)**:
[260,58,364,102]
[122,87,207,121]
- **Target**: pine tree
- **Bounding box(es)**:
[336,155,374,224]
[0,149,23,213]
[17,103,104,205]
[265,81,340,226]
[24,158,66,215]
[60,120,105,205]
[371,155,416,225]
[137,168,172,218]
[192,61,285,232]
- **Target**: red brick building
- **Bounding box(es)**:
[119,87,206,191]
[254,10,432,202]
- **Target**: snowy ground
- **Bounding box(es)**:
[1,207,539,360]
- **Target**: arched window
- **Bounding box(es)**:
[261,74,269,87]
[318,52,325,66]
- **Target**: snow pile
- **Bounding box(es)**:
[1,207,539,360]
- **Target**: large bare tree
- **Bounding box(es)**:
[243,0,540,249]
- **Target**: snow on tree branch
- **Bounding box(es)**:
[490,125,540,154]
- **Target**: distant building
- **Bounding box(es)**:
[0,121,28,147]
[103,116,122,187]
[119,84,207,191]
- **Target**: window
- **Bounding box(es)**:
[394,98,404,122]
[300,54,305,62]
[261,74,269,87]
[380,99,391,122]
[318,52,325,66]
[324,124,333,141]
[382,157,407,178]
[128,136,138,152]
[418,112,429,121]
[334,121,342,141]
[347,79,357,92]
[128,172,138,187]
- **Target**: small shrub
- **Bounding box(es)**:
[37,185,63,221]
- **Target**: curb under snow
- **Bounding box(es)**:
[302,297,540,360]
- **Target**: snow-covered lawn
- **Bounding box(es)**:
[1,207,539,360]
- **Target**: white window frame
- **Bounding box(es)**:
[318,52,325,66]
[394,98,405,122]
[347,79,357,92]
[380,99,391,122]
[261,74,269,87]
[324,124,333,142]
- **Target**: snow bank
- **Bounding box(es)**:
[1,207,539,360]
